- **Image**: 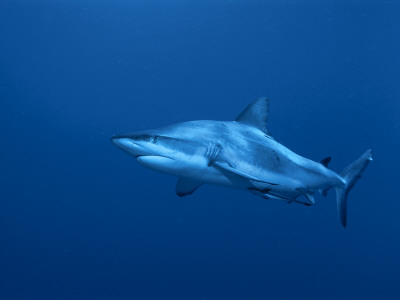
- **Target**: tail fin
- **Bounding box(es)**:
[336,149,373,227]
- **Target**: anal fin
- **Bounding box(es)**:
[321,188,329,197]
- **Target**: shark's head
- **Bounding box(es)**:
[111,127,207,176]
[111,122,218,160]
[111,132,175,158]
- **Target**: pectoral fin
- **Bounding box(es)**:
[212,161,278,185]
[175,177,202,197]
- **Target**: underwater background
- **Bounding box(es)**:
[1,1,399,299]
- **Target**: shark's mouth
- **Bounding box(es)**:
[135,155,173,160]
[136,154,173,162]
[136,155,175,170]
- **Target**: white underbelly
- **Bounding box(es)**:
[136,155,234,186]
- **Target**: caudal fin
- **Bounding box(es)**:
[336,149,373,227]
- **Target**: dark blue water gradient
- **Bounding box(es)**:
[1,1,399,299]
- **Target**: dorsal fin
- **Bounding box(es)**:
[320,157,331,168]
[235,97,271,135]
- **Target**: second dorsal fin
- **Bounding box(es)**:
[235,97,271,135]
[320,157,332,168]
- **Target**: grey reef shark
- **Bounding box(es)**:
[112,97,372,227]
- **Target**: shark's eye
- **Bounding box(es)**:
[150,136,158,143]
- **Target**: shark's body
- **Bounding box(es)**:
[112,98,372,227]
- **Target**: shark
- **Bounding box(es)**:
[111,97,372,227]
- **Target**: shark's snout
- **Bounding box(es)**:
[111,136,131,149]
[111,134,162,159]
[111,136,144,155]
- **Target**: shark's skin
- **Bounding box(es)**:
[112,98,372,227]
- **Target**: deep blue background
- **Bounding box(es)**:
[1,1,399,299]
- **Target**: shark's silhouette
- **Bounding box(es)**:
[112,97,372,227]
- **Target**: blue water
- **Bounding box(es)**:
[1,1,399,299]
